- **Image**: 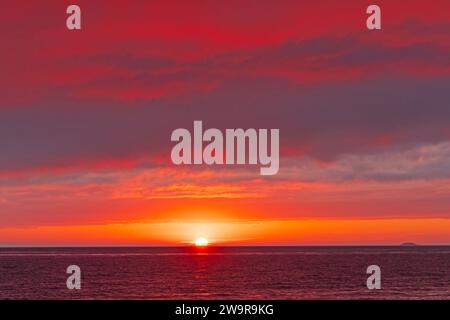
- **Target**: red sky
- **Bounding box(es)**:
[1,0,450,245]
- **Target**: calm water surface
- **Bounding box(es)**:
[0,246,448,299]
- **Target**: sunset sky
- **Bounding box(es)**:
[1,0,450,245]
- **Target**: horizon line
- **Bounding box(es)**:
[1,243,450,248]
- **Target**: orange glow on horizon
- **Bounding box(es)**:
[0,218,449,246]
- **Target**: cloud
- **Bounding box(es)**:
[1,139,450,226]
[1,0,450,229]
[1,75,450,172]
[280,141,450,182]
[2,1,450,106]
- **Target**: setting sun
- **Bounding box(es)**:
[194,237,209,247]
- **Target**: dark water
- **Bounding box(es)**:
[0,246,448,299]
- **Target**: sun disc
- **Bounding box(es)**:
[194,237,209,247]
